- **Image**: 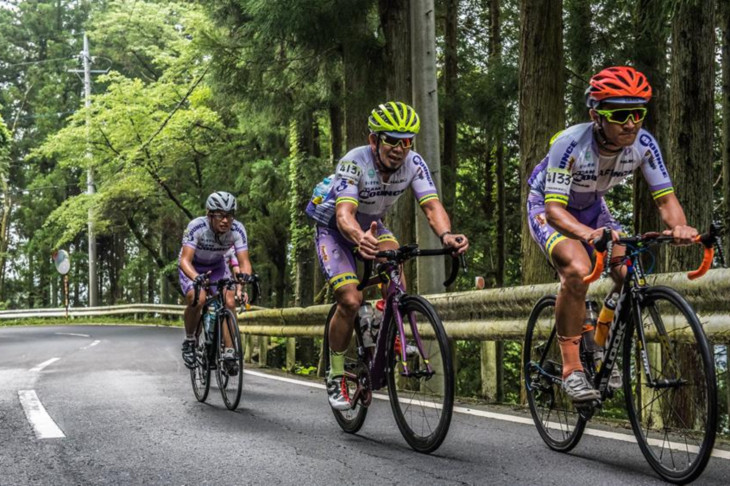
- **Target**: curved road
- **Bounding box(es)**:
[1,325,728,485]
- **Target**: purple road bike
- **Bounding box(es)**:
[323,243,466,453]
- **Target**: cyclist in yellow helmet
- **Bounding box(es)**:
[306,101,468,410]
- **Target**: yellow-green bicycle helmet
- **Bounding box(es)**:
[368,101,420,137]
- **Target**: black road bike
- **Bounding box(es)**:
[524,224,725,483]
[190,275,259,410]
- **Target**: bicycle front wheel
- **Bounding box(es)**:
[387,295,454,454]
[523,295,586,452]
[190,326,211,402]
[216,309,244,410]
[623,286,717,484]
[322,303,368,433]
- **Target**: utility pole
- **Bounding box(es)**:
[69,33,104,306]
[411,1,444,295]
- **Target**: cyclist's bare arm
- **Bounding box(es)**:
[545,201,619,243]
[335,201,378,259]
[654,193,697,243]
[234,250,253,275]
[179,246,200,281]
[420,199,469,253]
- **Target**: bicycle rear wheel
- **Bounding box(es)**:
[523,295,586,452]
[322,303,368,433]
[386,295,454,454]
[190,326,210,402]
[216,309,244,410]
[623,286,716,484]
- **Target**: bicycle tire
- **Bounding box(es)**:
[523,295,586,452]
[216,309,244,410]
[322,303,368,433]
[190,324,211,402]
[386,295,454,453]
[623,286,717,483]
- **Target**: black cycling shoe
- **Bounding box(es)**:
[181,339,196,369]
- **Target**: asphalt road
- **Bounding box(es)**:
[1,324,728,485]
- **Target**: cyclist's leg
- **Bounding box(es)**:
[314,227,359,361]
[181,269,207,339]
[527,202,598,401]
[594,198,626,347]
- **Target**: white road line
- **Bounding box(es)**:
[18,390,65,439]
[244,369,730,460]
[55,332,90,338]
[29,358,60,373]
[81,340,101,350]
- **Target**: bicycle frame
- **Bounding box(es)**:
[360,262,433,391]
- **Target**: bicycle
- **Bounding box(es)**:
[189,274,260,411]
[322,243,466,453]
[523,223,725,483]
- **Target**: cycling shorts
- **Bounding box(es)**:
[314,222,397,291]
[527,195,622,263]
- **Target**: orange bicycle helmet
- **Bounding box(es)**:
[585,66,652,108]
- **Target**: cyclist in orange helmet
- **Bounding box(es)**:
[525,66,697,402]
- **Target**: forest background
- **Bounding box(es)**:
[0,0,728,407]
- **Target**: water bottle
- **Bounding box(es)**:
[370,299,384,343]
[203,302,218,342]
[582,300,599,352]
[358,303,375,348]
[311,177,332,205]
[604,292,619,312]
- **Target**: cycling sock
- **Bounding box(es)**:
[595,306,615,347]
[329,350,346,379]
[558,335,583,379]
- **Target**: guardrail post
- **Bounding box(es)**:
[481,341,498,402]
[258,336,268,366]
[286,337,296,371]
[243,333,253,364]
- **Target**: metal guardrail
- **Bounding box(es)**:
[0,304,186,319]
[236,269,730,344]
[2,269,728,343]
[0,303,265,319]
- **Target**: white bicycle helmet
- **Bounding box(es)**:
[206,191,237,212]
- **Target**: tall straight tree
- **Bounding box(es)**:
[633,0,670,244]
[565,0,592,125]
[721,0,730,252]
[441,0,458,216]
[489,0,506,287]
[380,0,416,286]
[518,0,564,284]
[666,0,715,270]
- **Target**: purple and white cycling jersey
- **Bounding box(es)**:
[527,123,674,209]
[306,145,439,289]
[178,216,248,296]
[306,145,439,230]
[526,123,674,260]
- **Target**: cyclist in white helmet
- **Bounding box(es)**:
[179,191,253,368]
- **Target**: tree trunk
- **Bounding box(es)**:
[329,79,344,164]
[442,0,458,216]
[289,115,315,308]
[565,0,592,125]
[380,0,416,285]
[518,0,564,284]
[721,0,730,253]
[666,0,715,271]
[633,0,670,257]
[342,18,383,150]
